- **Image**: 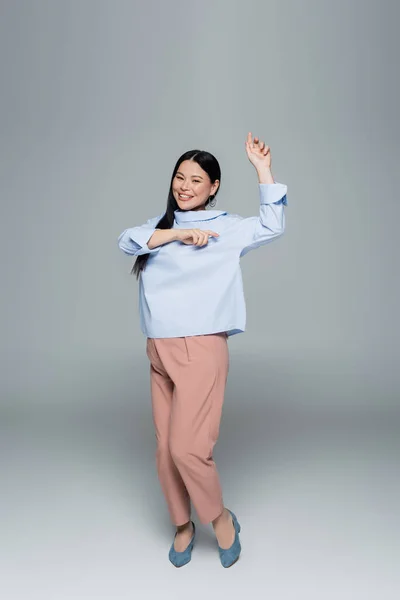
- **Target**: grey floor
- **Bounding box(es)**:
[1,401,399,600]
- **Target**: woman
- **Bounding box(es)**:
[118,132,288,568]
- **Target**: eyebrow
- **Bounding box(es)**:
[176,171,203,179]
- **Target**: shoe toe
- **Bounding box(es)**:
[218,538,241,567]
[169,548,191,567]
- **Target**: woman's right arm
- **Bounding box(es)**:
[118,216,220,255]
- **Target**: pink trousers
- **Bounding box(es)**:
[146,333,229,526]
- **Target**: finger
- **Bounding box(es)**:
[199,232,209,246]
[205,230,219,237]
[193,230,202,246]
[246,132,254,150]
[199,233,208,246]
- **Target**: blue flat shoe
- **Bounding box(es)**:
[168,521,196,567]
[217,509,241,568]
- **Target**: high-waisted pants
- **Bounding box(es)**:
[146,333,229,526]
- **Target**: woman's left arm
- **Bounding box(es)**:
[236,181,287,257]
[235,132,288,257]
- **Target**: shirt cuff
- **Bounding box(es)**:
[259,182,288,206]
[124,227,161,255]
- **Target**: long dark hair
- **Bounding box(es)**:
[131,149,222,279]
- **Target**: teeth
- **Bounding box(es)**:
[179,194,192,198]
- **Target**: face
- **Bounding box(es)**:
[172,160,219,211]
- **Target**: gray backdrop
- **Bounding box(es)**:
[1,1,399,598]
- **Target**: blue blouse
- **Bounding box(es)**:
[118,182,288,338]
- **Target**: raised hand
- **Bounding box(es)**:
[245,132,272,171]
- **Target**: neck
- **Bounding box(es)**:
[177,204,207,212]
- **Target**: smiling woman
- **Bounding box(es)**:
[173,165,216,209]
[117,135,288,568]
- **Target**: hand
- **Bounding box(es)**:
[176,228,220,247]
[245,132,271,171]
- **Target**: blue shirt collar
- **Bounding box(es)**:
[174,209,227,224]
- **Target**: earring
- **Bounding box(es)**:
[209,195,216,207]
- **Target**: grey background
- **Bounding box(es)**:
[1,0,399,598]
